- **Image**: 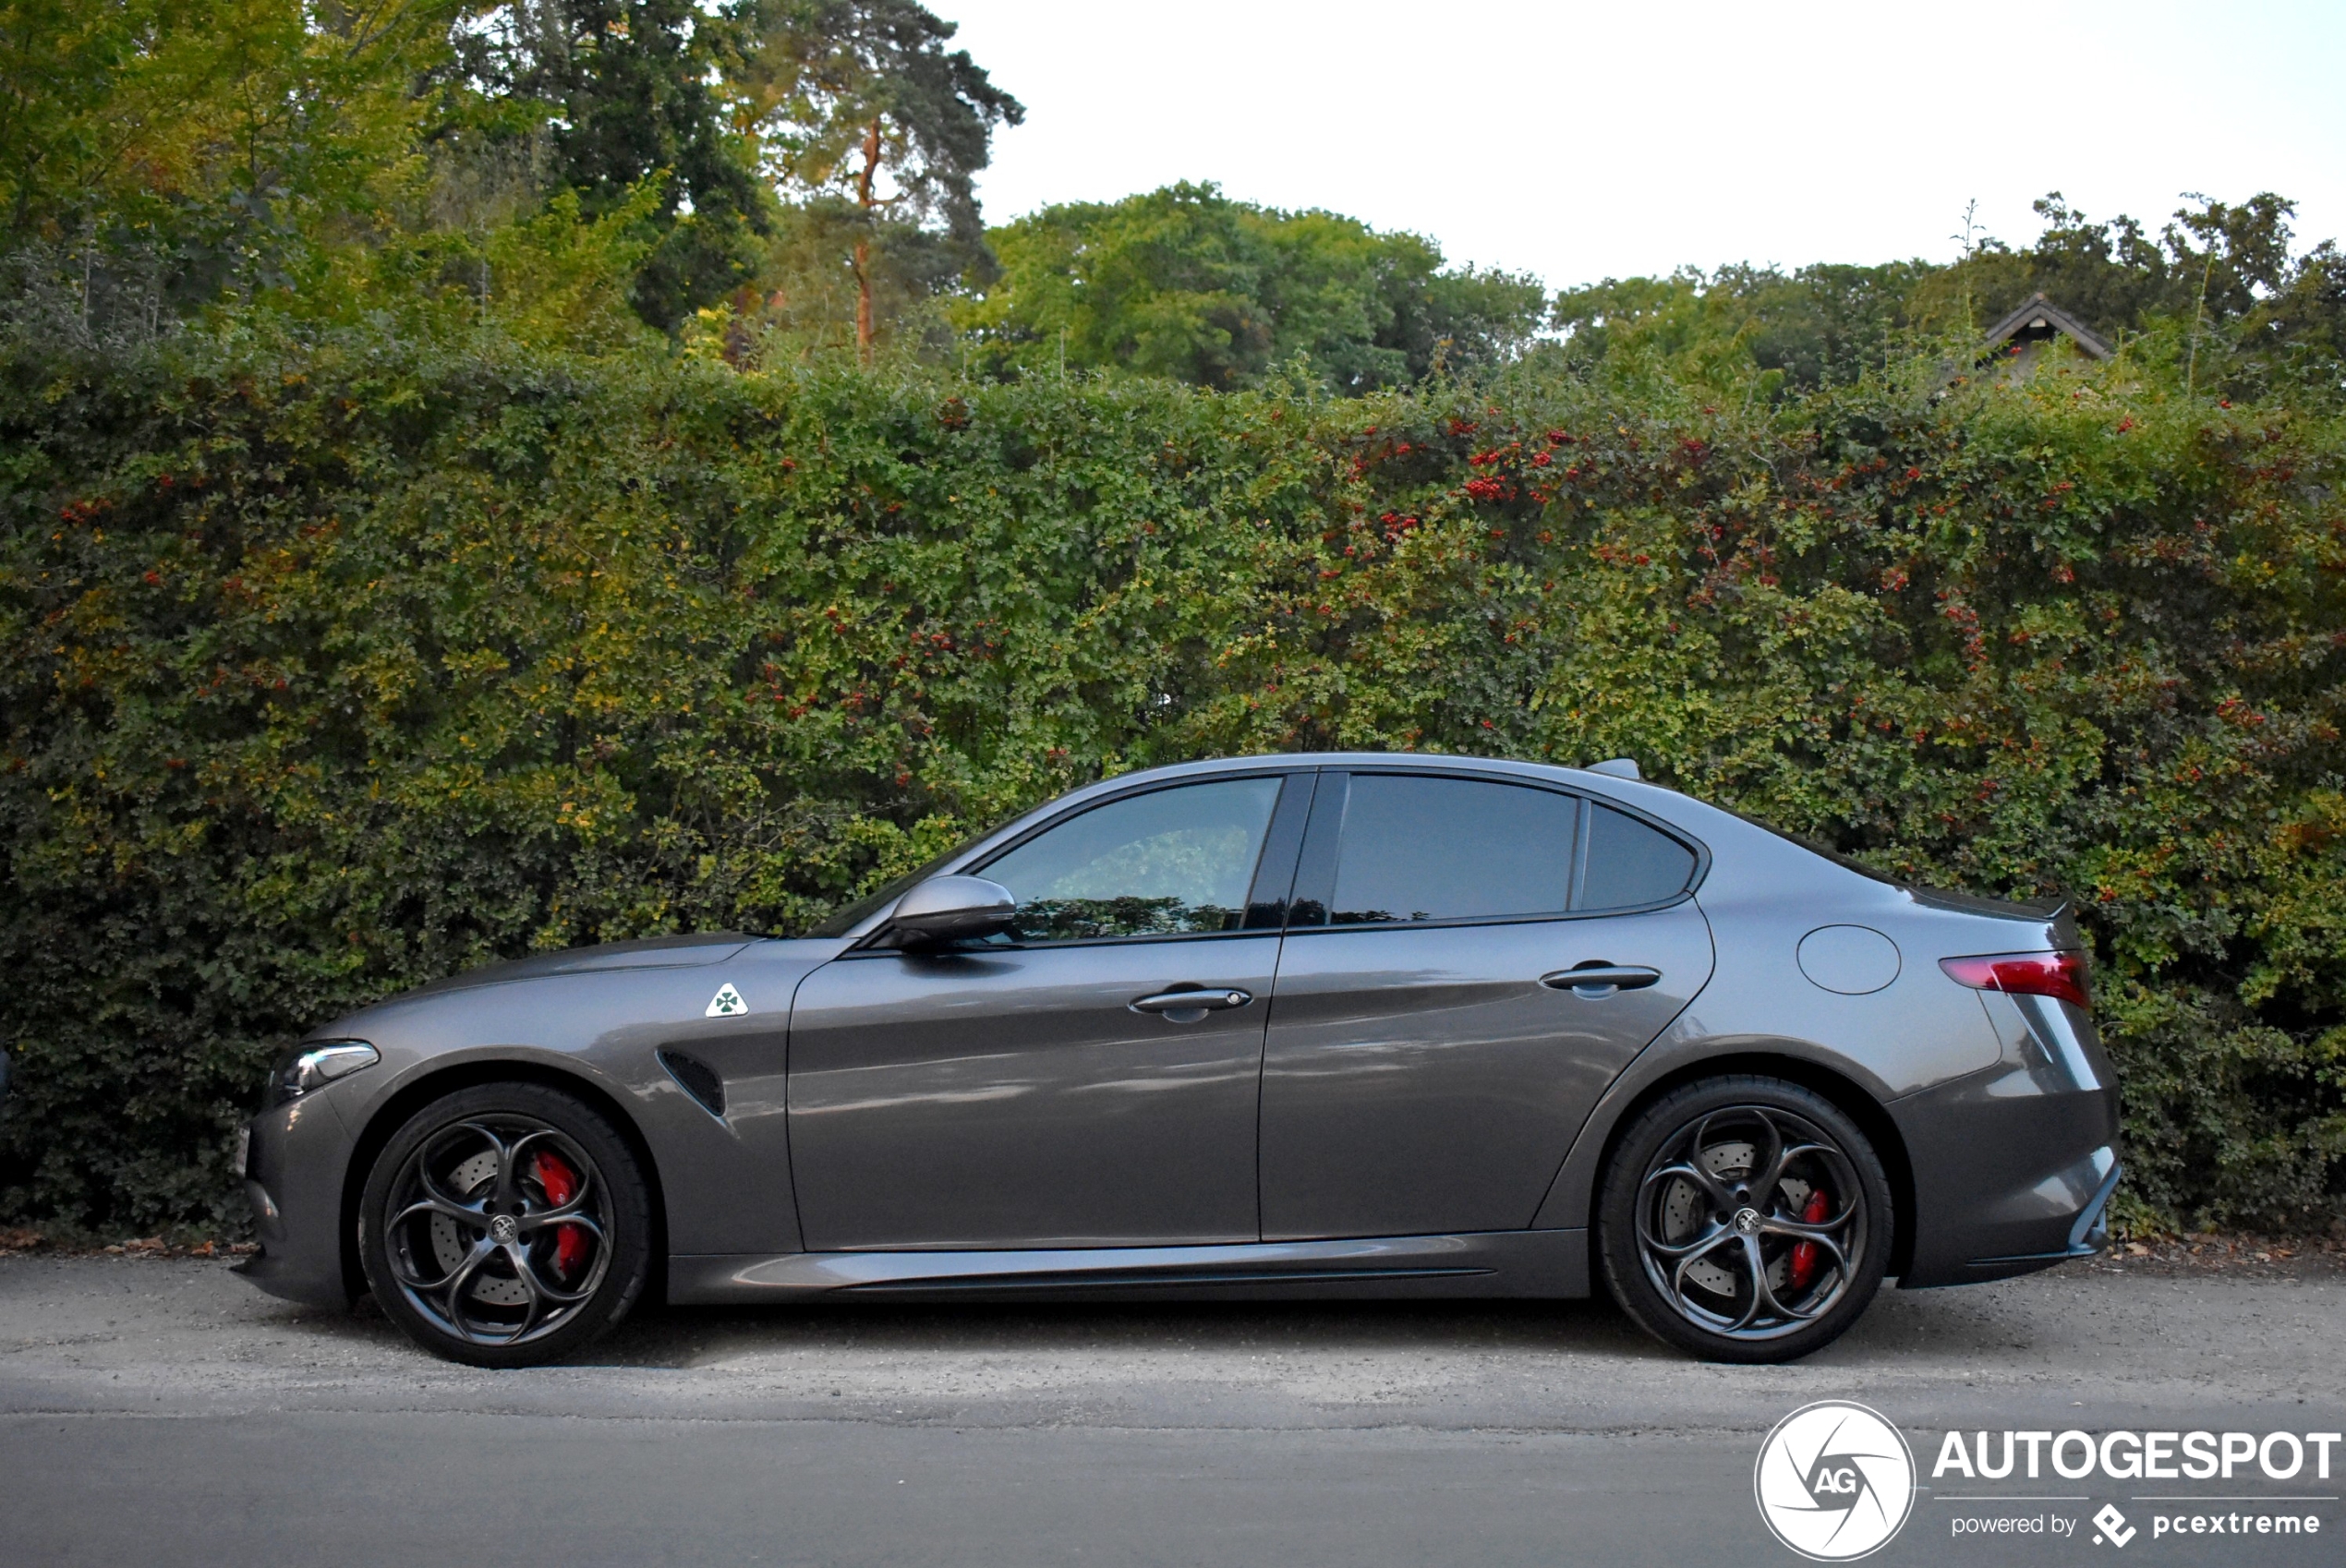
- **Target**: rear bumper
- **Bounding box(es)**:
[1946,1156,2122,1284]
[1893,986,2122,1288]
[1893,1082,2121,1287]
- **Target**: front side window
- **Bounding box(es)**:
[979,777,1285,943]
[1329,775,1578,924]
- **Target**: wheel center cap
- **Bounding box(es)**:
[489,1214,519,1244]
[1732,1206,1762,1235]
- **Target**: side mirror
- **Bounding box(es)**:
[888,875,1018,944]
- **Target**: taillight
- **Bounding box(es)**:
[1939,950,2091,1009]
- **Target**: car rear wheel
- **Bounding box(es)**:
[1597,1075,1892,1364]
[358,1082,653,1368]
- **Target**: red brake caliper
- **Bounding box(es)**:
[534,1152,588,1276]
[1788,1188,1830,1290]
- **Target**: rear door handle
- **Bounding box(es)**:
[1131,988,1253,1016]
[1541,966,1662,996]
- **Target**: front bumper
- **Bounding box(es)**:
[232,1092,359,1309]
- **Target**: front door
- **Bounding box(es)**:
[787,772,1311,1251]
[1259,770,1715,1240]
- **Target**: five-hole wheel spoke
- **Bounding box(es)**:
[1632,1103,1866,1341]
[1599,1075,1892,1362]
[380,1113,614,1348]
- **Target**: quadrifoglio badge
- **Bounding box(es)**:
[1755,1404,2341,1558]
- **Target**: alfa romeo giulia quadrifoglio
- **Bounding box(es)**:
[236,754,2120,1366]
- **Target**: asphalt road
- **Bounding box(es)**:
[2,1254,2341,1566]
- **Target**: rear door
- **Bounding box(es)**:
[1258,770,1713,1240]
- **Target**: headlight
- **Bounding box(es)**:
[269,1041,379,1105]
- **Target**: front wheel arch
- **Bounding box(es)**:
[339,1060,667,1307]
[1585,1052,1916,1283]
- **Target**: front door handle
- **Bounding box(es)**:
[1541,965,1662,997]
[1131,988,1252,1017]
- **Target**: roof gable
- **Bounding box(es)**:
[1982,293,2115,360]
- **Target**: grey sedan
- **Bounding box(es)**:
[238,754,2120,1366]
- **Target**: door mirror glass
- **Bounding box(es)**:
[1579,804,1696,909]
[977,778,1284,943]
[1328,775,1578,924]
[888,875,1019,943]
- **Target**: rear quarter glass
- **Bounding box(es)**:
[1581,804,1697,909]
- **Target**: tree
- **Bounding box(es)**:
[738,0,1019,362]
[0,0,451,342]
[954,182,1547,392]
[443,0,772,331]
[1552,262,1930,392]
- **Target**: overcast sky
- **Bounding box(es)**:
[940,0,2346,292]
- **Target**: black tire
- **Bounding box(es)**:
[358,1082,653,1369]
[1597,1075,1892,1364]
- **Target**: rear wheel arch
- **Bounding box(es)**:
[338,1059,668,1305]
[1587,1052,1917,1281]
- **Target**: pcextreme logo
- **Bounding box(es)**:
[1754,1400,1917,1561]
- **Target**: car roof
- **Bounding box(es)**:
[1059,751,1624,789]
[942,750,1706,875]
[1048,751,1686,810]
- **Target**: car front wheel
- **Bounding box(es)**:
[358,1082,653,1368]
[1597,1075,1892,1364]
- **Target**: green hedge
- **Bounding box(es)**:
[5,321,2343,1236]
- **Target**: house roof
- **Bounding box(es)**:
[1982,293,2115,361]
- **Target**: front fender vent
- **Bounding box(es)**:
[657,1049,727,1119]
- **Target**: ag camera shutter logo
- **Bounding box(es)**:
[1754,1400,1916,1561]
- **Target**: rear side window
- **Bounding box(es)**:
[1580,803,1696,909]
[1329,776,1578,923]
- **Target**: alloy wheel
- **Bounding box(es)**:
[380,1115,614,1347]
[1631,1103,1867,1342]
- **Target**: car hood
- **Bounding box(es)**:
[397,934,757,999]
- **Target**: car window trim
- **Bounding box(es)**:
[837,923,1289,959]
[1278,891,1702,937]
[1285,765,1710,931]
[1243,771,1318,929]
[1285,769,1348,928]
[1570,794,1593,910]
[844,761,1711,950]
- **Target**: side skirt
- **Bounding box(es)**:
[668,1229,1590,1306]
